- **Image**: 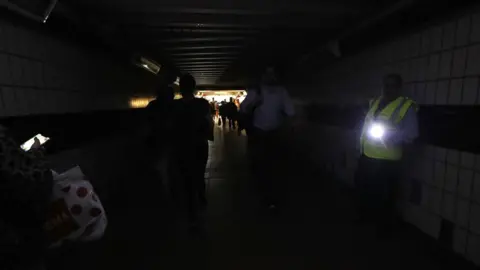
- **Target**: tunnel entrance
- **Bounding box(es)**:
[195,90,246,104]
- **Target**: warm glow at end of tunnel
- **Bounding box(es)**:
[129,97,155,108]
[130,89,246,108]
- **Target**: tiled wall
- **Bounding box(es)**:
[294,6,480,266]
[0,16,154,117]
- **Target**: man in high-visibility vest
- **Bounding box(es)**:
[355,73,419,236]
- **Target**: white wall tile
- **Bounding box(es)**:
[24,88,38,115]
[0,88,5,117]
[409,33,421,57]
[31,89,45,115]
[473,173,480,204]
[456,198,471,228]
[9,56,23,86]
[422,159,434,184]
[409,58,420,81]
[424,144,436,159]
[30,89,50,114]
[456,15,471,46]
[7,25,21,55]
[439,51,452,78]
[467,44,480,76]
[25,32,43,60]
[458,169,474,199]
[462,152,476,168]
[425,82,436,104]
[403,203,417,224]
[414,83,426,103]
[42,65,54,88]
[442,192,456,222]
[426,54,440,80]
[406,60,416,82]
[46,90,58,113]
[471,12,480,43]
[452,48,467,77]
[466,44,480,75]
[447,149,460,164]
[426,186,442,214]
[454,227,468,255]
[398,61,409,81]
[0,20,7,52]
[15,88,29,115]
[16,27,30,57]
[29,89,44,114]
[409,156,424,179]
[418,210,441,239]
[470,203,480,234]
[476,155,480,171]
[462,77,479,105]
[435,80,449,104]
[43,90,56,114]
[0,53,10,85]
[2,87,17,116]
[431,25,443,52]
[398,37,410,59]
[404,83,415,97]
[22,59,36,87]
[421,29,432,54]
[448,79,463,105]
[433,161,446,188]
[0,18,146,115]
[445,164,459,193]
[435,147,447,161]
[33,62,44,88]
[442,21,456,49]
[4,21,18,54]
[417,57,428,81]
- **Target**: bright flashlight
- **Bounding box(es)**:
[368,123,385,139]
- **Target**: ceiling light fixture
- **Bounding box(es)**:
[133,55,161,75]
[1,0,58,23]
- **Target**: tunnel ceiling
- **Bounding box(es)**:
[60,0,406,87]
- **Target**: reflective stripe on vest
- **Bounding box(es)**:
[360,96,415,160]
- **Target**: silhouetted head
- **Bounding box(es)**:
[155,84,174,102]
[261,66,278,86]
[229,97,234,103]
[180,74,196,98]
[382,74,403,99]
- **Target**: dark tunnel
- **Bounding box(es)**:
[1,0,480,269]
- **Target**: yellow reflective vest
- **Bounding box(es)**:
[360,96,417,161]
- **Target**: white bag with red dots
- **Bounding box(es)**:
[45,166,107,247]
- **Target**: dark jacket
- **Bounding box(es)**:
[171,98,213,146]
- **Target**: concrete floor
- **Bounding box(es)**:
[47,126,477,270]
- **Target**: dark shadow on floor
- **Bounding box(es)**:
[46,126,478,270]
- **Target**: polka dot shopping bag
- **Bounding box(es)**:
[45,166,107,247]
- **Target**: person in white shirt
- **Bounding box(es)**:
[240,73,295,131]
[240,67,295,210]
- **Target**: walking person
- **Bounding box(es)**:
[170,74,214,227]
[240,67,295,210]
[219,100,228,127]
[226,97,238,129]
[146,77,176,199]
[210,98,217,121]
[355,74,418,237]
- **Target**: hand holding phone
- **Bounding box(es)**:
[31,137,42,150]
[21,134,50,151]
